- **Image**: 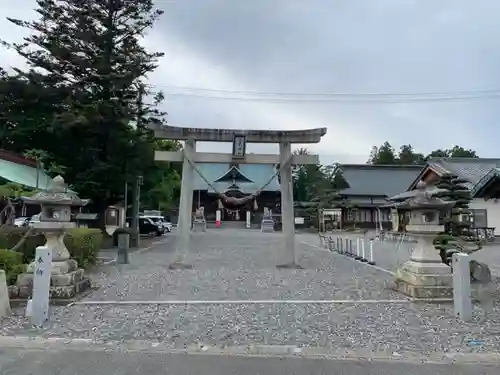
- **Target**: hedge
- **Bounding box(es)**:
[0,249,26,286]
[0,227,103,268]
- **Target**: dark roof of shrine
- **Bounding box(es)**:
[339,164,423,198]
[408,157,500,190]
[193,163,280,193]
[214,165,254,183]
[404,157,500,198]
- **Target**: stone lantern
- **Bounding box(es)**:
[16,175,91,300]
[392,181,455,299]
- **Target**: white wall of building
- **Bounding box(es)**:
[470,198,500,232]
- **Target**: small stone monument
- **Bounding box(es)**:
[392,182,456,300]
[260,214,275,233]
[16,176,91,301]
[192,208,207,232]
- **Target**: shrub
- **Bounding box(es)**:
[65,228,103,268]
[0,227,102,268]
[0,227,45,263]
[0,249,26,285]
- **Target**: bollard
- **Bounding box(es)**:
[355,238,362,260]
[328,237,334,252]
[117,233,130,264]
[368,240,375,265]
[360,239,367,262]
[31,246,52,327]
[349,239,353,257]
[339,238,344,254]
[345,238,349,256]
[336,237,340,252]
[453,253,472,322]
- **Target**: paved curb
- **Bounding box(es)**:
[96,236,172,265]
[1,335,499,364]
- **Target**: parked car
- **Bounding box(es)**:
[126,217,164,236]
[140,215,172,233]
[14,216,30,227]
[28,214,41,227]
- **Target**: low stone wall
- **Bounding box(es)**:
[0,270,11,317]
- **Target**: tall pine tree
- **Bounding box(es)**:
[3,0,166,216]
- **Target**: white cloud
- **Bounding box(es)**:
[3,0,500,162]
[143,31,372,161]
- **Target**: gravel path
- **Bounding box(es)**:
[2,301,500,355]
[81,229,403,301]
[3,229,500,358]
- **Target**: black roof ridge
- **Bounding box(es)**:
[340,164,423,169]
[430,157,500,163]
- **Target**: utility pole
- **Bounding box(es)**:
[130,82,146,242]
[123,180,128,227]
[131,175,143,245]
[131,175,142,226]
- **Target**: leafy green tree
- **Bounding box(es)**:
[367,142,397,165]
[397,144,426,165]
[0,68,65,153]
[140,139,182,212]
[427,146,478,159]
[2,0,166,218]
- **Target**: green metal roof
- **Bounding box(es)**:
[193,163,280,194]
[0,158,55,190]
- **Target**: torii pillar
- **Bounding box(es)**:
[151,124,327,269]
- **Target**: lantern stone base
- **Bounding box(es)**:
[14,259,91,301]
[192,219,207,232]
[393,260,454,300]
[261,219,275,232]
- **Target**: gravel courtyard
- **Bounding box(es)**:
[2,229,500,358]
[80,229,404,302]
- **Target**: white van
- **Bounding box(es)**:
[139,215,172,233]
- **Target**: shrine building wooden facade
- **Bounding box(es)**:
[192,162,281,223]
[336,164,422,230]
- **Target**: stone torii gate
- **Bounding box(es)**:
[151,124,326,269]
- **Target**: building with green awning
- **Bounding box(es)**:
[0,150,54,190]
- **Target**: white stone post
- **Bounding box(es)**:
[355,237,361,260]
[279,141,297,266]
[246,210,251,229]
[31,246,52,327]
[453,253,472,321]
[0,270,10,317]
[172,138,196,268]
[216,209,221,228]
[368,239,375,265]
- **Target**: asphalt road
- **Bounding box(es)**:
[1,348,498,375]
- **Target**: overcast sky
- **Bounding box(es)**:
[1,0,500,163]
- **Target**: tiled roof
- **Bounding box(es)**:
[427,157,500,189]
[214,165,254,183]
[193,163,280,193]
[339,164,423,197]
